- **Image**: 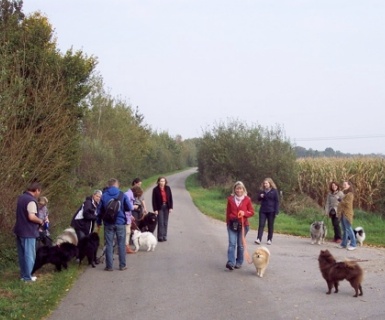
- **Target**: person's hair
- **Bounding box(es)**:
[131,185,143,197]
[232,181,247,195]
[131,178,141,186]
[38,196,48,205]
[343,181,354,194]
[93,190,102,196]
[261,178,277,190]
[108,178,119,187]
[26,181,41,192]
[156,176,168,185]
[329,181,340,192]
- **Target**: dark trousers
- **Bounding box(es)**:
[257,212,276,241]
[157,204,169,240]
[330,211,341,241]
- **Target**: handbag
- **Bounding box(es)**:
[229,219,240,232]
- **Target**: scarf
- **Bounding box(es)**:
[234,195,245,206]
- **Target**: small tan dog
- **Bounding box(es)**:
[252,246,270,278]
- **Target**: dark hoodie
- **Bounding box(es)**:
[71,196,98,236]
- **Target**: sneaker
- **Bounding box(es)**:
[226,262,234,271]
[104,267,113,271]
[347,246,356,251]
[267,240,272,245]
[254,238,261,244]
[336,245,345,249]
[23,276,37,282]
[119,266,128,271]
[335,239,342,244]
[234,265,241,269]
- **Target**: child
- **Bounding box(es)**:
[37,196,50,237]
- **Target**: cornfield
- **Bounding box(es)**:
[297,157,385,213]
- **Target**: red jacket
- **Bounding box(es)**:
[226,196,254,226]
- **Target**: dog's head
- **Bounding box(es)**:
[132,229,141,240]
[311,221,324,230]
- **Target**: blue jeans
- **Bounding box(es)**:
[157,204,169,240]
[340,216,356,247]
[104,224,126,269]
[16,237,36,280]
[227,225,249,267]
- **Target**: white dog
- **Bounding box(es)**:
[56,227,78,246]
[252,246,270,278]
[354,226,366,246]
[132,229,157,252]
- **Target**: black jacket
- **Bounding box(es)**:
[71,196,98,235]
[152,185,173,212]
[258,189,279,214]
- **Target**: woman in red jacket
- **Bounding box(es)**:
[226,181,254,270]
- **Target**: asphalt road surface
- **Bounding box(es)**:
[48,168,385,320]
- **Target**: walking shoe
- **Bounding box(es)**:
[254,238,261,244]
[234,265,241,269]
[267,240,272,245]
[335,239,342,244]
[119,266,128,271]
[347,246,356,251]
[23,276,37,282]
[336,245,345,249]
[226,262,234,271]
[126,245,136,254]
[104,267,113,271]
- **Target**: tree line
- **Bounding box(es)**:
[0,1,197,263]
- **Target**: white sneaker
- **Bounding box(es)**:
[347,246,356,251]
[267,240,272,245]
[336,245,345,249]
[254,238,261,244]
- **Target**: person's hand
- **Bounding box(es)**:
[238,210,244,217]
[260,193,264,198]
[154,210,158,215]
[169,209,173,213]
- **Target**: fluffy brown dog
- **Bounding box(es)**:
[318,249,363,297]
[252,246,270,278]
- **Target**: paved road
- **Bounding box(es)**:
[48,168,385,320]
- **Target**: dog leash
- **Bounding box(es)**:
[239,212,253,264]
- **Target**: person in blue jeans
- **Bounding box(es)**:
[13,181,44,282]
[336,181,357,251]
[97,178,134,271]
[225,181,254,270]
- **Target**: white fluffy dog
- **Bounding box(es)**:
[354,226,366,246]
[132,230,157,252]
[252,246,270,278]
[56,227,78,246]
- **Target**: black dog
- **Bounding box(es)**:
[77,232,100,268]
[138,212,158,233]
[32,242,78,274]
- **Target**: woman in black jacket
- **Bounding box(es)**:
[71,190,102,241]
[152,176,173,242]
[254,178,279,245]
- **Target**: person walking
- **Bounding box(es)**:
[13,181,44,282]
[97,178,133,271]
[152,176,173,242]
[225,181,254,270]
[71,190,102,241]
[337,181,357,251]
[325,181,344,243]
[254,178,279,245]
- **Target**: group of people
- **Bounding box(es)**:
[13,177,174,280]
[325,180,357,251]
[225,178,357,271]
[225,178,279,271]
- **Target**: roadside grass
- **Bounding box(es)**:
[186,173,385,247]
[0,172,177,320]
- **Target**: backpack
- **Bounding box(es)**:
[101,192,124,224]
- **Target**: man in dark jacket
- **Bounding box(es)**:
[97,178,133,271]
[13,182,44,282]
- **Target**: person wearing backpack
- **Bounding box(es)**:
[97,178,134,271]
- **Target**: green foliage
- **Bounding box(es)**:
[197,119,297,198]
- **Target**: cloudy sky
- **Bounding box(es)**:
[23,1,385,154]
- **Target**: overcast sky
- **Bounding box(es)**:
[23,1,385,154]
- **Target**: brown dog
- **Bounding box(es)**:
[318,249,363,297]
